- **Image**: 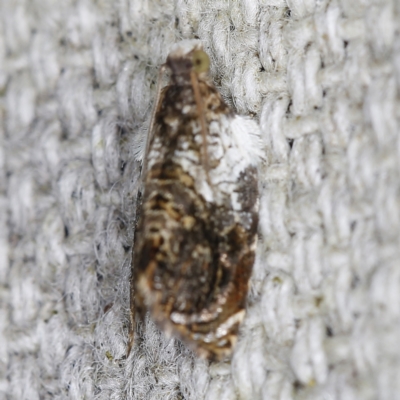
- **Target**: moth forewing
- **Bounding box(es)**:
[129,39,261,361]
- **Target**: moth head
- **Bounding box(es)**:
[191,50,210,73]
[167,40,210,79]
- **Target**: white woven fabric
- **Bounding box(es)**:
[2,0,399,399]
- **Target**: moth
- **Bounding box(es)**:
[129,40,262,361]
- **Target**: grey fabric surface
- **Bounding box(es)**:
[1,0,400,399]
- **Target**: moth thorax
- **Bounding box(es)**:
[165,56,191,85]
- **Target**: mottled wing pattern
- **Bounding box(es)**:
[131,40,260,361]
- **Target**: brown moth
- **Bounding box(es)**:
[129,40,262,361]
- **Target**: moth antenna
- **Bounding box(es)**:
[190,70,212,187]
[128,65,167,357]
[141,64,167,185]
[127,285,135,356]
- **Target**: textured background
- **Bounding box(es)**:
[1,0,400,399]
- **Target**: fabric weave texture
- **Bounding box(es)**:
[1,0,399,399]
